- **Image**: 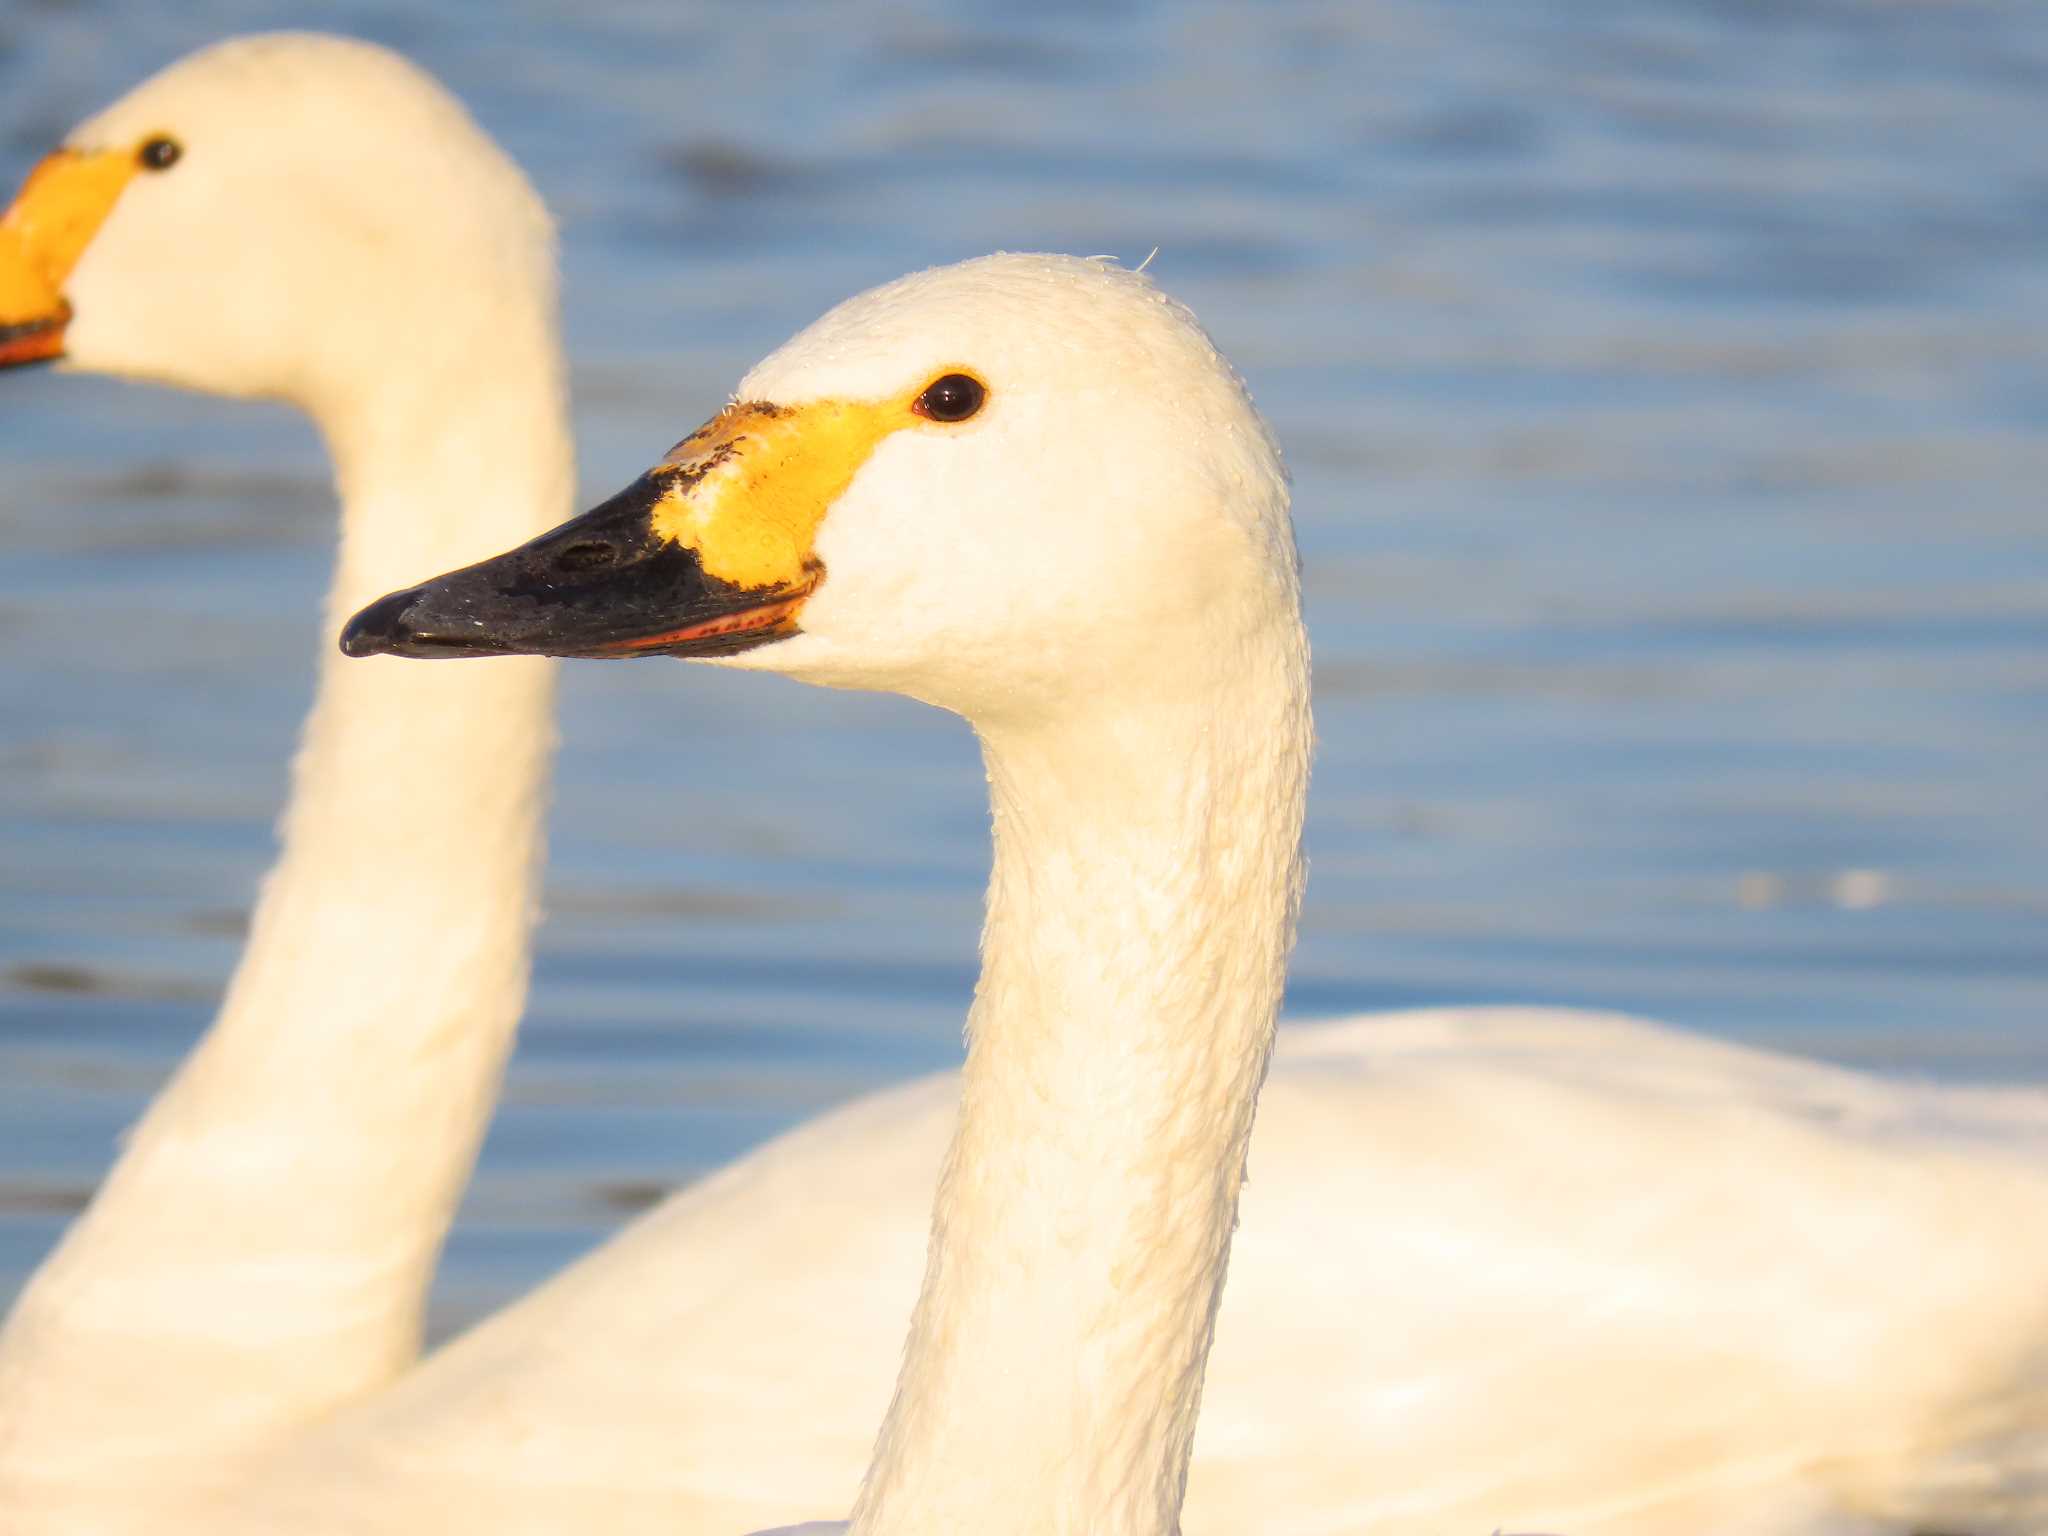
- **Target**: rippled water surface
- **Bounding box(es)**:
[1,0,2044,1330]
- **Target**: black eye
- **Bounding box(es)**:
[137,136,182,172]
[914,372,985,423]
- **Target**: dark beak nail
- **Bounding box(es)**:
[339,589,421,658]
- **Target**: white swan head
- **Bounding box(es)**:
[0,32,552,408]
[343,253,1295,721]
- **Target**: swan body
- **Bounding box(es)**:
[192,1010,2048,1536]
[0,35,568,1525]
[330,254,2048,1535]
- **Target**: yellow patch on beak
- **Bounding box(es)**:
[0,148,140,364]
[647,397,907,591]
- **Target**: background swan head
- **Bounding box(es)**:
[344,252,1296,722]
[0,32,554,414]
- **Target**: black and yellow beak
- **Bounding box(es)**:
[0,148,140,367]
[339,465,818,660]
[341,376,987,662]
[339,394,909,660]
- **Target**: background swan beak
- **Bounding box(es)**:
[0,149,136,367]
[340,471,816,661]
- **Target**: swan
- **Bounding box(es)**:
[0,34,570,1523]
[9,40,2048,1535]
[326,252,2048,1536]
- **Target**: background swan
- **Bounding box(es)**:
[0,34,569,1524]
[325,254,2048,1536]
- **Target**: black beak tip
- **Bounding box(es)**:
[339,589,420,658]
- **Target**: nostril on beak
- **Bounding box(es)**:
[553,540,618,574]
[339,589,422,657]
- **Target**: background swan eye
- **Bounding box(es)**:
[914,373,985,423]
[137,136,182,171]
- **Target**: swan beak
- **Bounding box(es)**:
[339,467,817,661]
[0,149,137,367]
[341,396,896,661]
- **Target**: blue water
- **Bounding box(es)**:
[1,0,2044,1334]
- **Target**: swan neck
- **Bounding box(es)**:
[0,301,571,1498]
[315,289,571,608]
[196,314,570,1192]
[853,622,1311,1536]
[249,313,571,1030]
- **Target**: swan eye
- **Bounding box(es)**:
[137,136,182,172]
[913,373,985,424]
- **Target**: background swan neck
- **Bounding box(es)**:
[317,280,571,602]
[0,309,571,1511]
[852,617,1311,1536]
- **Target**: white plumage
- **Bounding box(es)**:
[208,1008,2048,1535]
